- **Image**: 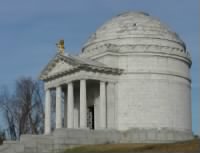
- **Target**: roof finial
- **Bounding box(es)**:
[56,39,65,55]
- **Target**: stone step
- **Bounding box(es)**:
[2,141,24,153]
[0,144,9,152]
[20,134,54,153]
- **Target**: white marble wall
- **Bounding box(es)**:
[117,74,191,131]
[118,53,191,132]
[90,47,191,133]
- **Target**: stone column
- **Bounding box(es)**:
[45,89,51,134]
[106,82,116,128]
[100,81,106,129]
[67,82,74,128]
[64,89,68,128]
[80,79,87,128]
[56,86,62,129]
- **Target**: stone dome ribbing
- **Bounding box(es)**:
[82,11,186,54]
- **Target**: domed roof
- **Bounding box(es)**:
[82,11,185,53]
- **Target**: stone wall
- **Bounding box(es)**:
[45,128,195,153]
[0,128,194,153]
[93,51,192,133]
[116,52,191,132]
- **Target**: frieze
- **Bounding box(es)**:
[44,70,118,90]
[81,43,191,60]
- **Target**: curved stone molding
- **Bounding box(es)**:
[81,43,190,61]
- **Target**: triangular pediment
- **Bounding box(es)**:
[47,60,74,76]
[39,53,123,80]
[39,54,80,80]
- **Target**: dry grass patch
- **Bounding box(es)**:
[64,139,200,153]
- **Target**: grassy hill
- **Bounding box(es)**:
[64,138,200,153]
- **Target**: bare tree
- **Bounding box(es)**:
[0,86,17,140]
[0,77,44,140]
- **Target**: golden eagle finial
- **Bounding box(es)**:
[56,39,65,55]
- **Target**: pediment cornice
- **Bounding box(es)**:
[39,53,123,81]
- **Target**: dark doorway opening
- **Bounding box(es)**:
[87,106,94,129]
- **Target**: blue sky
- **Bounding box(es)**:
[0,0,199,135]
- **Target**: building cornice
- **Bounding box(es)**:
[80,43,192,67]
[81,43,190,59]
[44,70,119,89]
[39,53,123,81]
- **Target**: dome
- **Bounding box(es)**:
[82,11,186,54]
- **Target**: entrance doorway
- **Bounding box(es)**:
[87,106,94,129]
[86,80,100,129]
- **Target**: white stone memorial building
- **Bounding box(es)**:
[0,11,194,153]
[40,11,192,137]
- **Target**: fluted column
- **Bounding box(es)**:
[80,80,87,128]
[45,89,51,134]
[56,86,62,129]
[100,81,106,129]
[67,82,74,128]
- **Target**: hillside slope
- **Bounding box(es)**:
[64,139,200,153]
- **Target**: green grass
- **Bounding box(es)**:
[64,139,200,153]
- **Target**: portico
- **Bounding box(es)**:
[40,42,122,134]
[44,79,108,134]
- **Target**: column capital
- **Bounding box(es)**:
[80,79,87,81]
[68,81,73,85]
[100,81,108,86]
[44,87,51,91]
[56,85,61,87]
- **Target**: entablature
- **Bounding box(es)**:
[44,70,119,90]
